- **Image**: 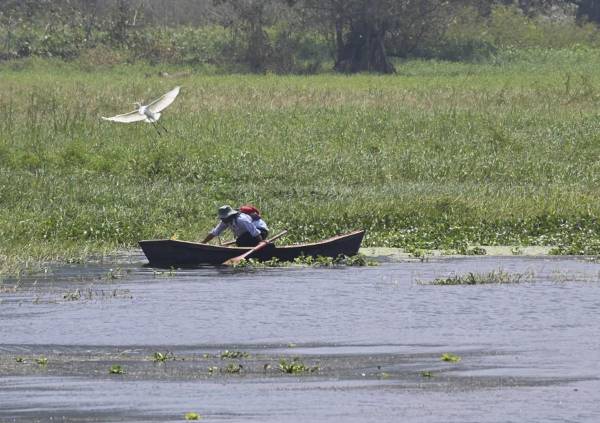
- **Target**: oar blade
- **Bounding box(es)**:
[222,230,288,266]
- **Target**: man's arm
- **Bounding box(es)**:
[201,221,226,243]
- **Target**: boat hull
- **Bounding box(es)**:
[139,230,365,267]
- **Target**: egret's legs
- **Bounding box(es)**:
[158,121,169,134]
[151,121,163,137]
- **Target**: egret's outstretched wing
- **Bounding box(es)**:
[147,86,180,113]
[102,110,146,123]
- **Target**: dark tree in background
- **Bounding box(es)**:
[571,0,600,23]
[289,0,453,74]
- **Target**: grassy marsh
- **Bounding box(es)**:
[2,50,600,273]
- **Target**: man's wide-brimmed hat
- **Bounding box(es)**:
[218,205,239,220]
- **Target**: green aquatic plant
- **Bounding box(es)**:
[278,358,319,374]
[61,287,131,301]
[230,258,284,269]
[224,363,243,374]
[511,246,523,255]
[230,259,255,269]
[15,357,25,363]
[426,269,531,285]
[455,243,487,256]
[293,255,315,266]
[36,357,48,366]
[109,364,125,374]
[152,351,174,362]
[441,353,461,363]
[105,268,124,280]
[260,258,290,267]
[220,350,249,359]
[420,371,434,378]
[342,253,378,266]
[63,289,81,301]
[292,254,377,267]
[406,246,429,261]
[184,412,202,420]
[315,255,342,267]
[231,254,376,269]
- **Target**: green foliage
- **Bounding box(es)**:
[405,246,429,261]
[3,3,600,70]
[36,356,48,366]
[427,270,530,285]
[3,54,600,273]
[220,350,249,359]
[109,364,125,374]
[184,412,202,421]
[455,244,487,256]
[278,358,318,374]
[292,254,377,267]
[424,5,600,61]
[232,254,376,269]
[224,363,243,373]
[343,253,378,266]
[152,351,174,362]
[441,353,461,363]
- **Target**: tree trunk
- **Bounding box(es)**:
[334,19,395,74]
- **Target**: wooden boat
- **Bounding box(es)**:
[139,229,365,267]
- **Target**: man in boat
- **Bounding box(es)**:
[239,204,269,239]
[201,205,264,247]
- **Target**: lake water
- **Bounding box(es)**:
[1,254,599,422]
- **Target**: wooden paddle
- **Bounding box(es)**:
[223,230,288,266]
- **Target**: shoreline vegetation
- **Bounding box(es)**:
[3,3,600,275]
[3,50,600,275]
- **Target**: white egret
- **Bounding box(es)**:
[102,86,181,136]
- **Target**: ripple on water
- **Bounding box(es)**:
[1,256,600,422]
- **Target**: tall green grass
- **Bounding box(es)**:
[2,50,600,273]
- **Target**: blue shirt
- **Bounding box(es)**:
[210,213,261,238]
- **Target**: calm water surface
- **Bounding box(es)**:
[1,255,599,422]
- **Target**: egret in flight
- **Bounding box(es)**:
[102,86,180,136]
